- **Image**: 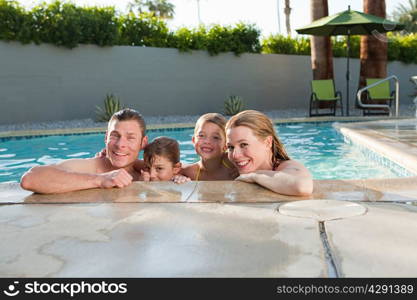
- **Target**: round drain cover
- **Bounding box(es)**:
[279,200,366,221]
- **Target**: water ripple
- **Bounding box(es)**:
[0,123,407,182]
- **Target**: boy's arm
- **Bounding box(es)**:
[20,158,132,194]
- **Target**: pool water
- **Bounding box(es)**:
[0,123,408,183]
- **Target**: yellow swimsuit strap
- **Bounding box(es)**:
[196,159,231,180]
[195,165,201,181]
[221,159,232,169]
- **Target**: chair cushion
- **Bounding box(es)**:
[311,79,337,100]
[366,78,393,100]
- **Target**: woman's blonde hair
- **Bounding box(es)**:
[194,113,227,139]
[225,110,290,163]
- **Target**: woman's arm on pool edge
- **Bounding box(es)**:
[235,160,313,196]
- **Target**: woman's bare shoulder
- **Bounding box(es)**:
[276,159,311,175]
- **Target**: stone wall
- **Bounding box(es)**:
[0,41,415,124]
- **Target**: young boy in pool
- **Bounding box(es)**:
[181,113,238,180]
[141,136,189,183]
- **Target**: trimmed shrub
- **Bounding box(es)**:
[262,33,417,64]
[394,33,417,64]
[263,34,310,55]
[118,12,170,47]
[1,0,416,62]
[0,0,28,42]
[0,0,261,56]
[331,36,360,58]
[168,26,210,52]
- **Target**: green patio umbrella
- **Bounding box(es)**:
[296,6,404,116]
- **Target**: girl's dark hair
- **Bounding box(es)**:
[143,136,180,166]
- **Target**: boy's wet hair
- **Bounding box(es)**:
[194,113,227,139]
[143,137,180,167]
[110,108,146,137]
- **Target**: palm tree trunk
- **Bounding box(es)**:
[359,0,387,88]
[310,0,333,110]
[310,0,333,80]
[284,0,291,36]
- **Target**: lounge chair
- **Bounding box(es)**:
[359,78,394,116]
[309,79,343,117]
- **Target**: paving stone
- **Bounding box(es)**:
[279,200,367,221]
[0,203,326,277]
[325,203,417,277]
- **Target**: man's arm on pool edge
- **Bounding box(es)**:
[20,158,133,194]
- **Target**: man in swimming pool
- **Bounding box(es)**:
[20,108,148,194]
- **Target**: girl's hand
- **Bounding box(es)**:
[172,174,191,184]
[141,169,151,182]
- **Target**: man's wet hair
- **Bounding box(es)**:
[110,108,146,136]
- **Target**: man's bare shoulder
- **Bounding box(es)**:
[55,157,107,173]
[133,159,145,172]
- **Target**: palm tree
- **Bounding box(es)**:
[284,0,291,36]
[392,0,417,33]
[128,0,175,19]
[310,0,333,80]
[359,0,387,89]
[309,0,333,111]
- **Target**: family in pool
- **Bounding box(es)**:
[20,108,313,196]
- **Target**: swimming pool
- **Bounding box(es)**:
[0,122,410,183]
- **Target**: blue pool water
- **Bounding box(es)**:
[0,122,409,183]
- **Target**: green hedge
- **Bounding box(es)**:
[0,0,261,55]
[262,35,311,55]
[0,0,119,47]
[387,33,417,64]
[263,35,362,59]
[169,24,261,55]
[1,0,416,62]
[118,12,170,47]
[263,33,417,64]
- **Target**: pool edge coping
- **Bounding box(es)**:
[336,121,417,176]
[0,116,405,138]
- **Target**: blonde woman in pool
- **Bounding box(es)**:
[181,113,238,180]
[225,110,313,196]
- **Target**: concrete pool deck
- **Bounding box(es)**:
[0,117,417,277]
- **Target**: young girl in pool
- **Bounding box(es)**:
[141,136,189,183]
[181,113,238,181]
[225,110,313,196]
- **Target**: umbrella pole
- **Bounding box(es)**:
[346,33,350,116]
